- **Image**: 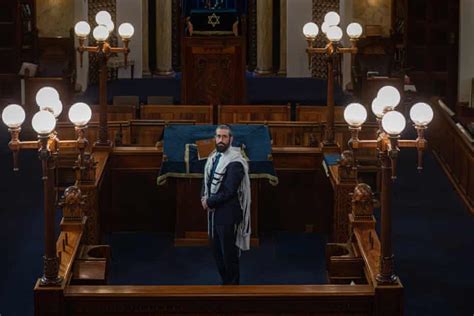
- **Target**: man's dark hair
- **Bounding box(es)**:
[216,124,232,137]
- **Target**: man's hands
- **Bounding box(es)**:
[201,197,208,211]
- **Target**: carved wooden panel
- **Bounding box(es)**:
[218,105,291,124]
[182,36,245,105]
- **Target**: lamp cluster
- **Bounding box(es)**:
[2,87,92,135]
[74,10,134,43]
[303,11,362,42]
[343,86,434,135]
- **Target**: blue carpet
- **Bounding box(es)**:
[104,231,327,286]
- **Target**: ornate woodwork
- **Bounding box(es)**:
[140,104,213,123]
[182,36,245,104]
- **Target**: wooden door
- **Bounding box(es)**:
[406,0,459,108]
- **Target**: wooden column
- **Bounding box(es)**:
[155,0,174,76]
[142,0,150,75]
[255,0,273,75]
[278,0,287,76]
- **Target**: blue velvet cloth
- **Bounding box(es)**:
[158,125,277,184]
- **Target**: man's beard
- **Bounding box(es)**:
[216,142,230,153]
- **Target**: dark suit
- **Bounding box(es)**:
[206,161,244,285]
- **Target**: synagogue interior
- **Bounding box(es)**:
[0,0,473,315]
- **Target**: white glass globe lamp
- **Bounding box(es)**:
[2,104,26,129]
[118,23,134,39]
[344,103,367,127]
[68,102,92,127]
[324,11,340,26]
[74,21,91,38]
[95,11,112,25]
[371,97,387,118]
[321,21,329,35]
[32,111,56,135]
[303,22,319,39]
[93,25,109,42]
[410,102,434,126]
[377,86,401,109]
[326,26,343,42]
[36,87,59,108]
[382,111,406,136]
[347,22,363,39]
[103,20,114,33]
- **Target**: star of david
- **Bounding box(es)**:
[208,13,220,28]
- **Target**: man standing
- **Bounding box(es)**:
[201,125,251,285]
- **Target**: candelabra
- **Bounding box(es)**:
[2,87,93,286]
[343,86,434,284]
[74,11,134,147]
[303,11,363,147]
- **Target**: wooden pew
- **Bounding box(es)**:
[89,105,137,122]
[237,121,322,147]
[295,104,345,123]
[130,119,196,146]
[429,98,474,213]
[218,104,291,124]
[140,104,213,124]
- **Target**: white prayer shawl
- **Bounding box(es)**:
[203,146,251,251]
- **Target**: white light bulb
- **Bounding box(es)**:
[382,111,406,135]
[36,87,59,108]
[103,20,114,33]
[32,110,56,135]
[118,23,134,39]
[2,104,25,128]
[74,21,91,37]
[410,102,434,126]
[68,102,92,127]
[324,11,340,26]
[344,103,367,127]
[371,97,386,118]
[321,21,329,34]
[93,25,109,42]
[326,26,343,42]
[95,11,112,25]
[377,86,401,109]
[303,22,319,39]
[347,22,363,39]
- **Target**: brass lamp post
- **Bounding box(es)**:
[74,11,134,147]
[303,12,363,147]
[343,86,434,284]
[2,87,93,286]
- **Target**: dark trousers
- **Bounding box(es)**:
[211,224,240,285]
